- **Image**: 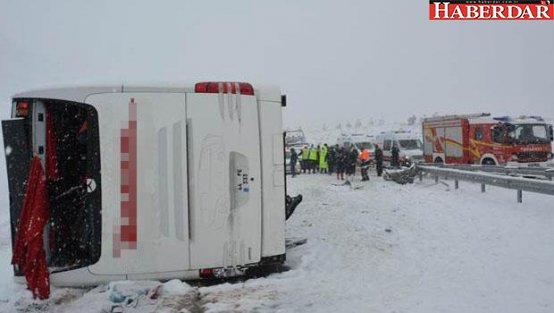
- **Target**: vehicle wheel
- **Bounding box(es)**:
[482,158,496,166]
[434,157,444,164]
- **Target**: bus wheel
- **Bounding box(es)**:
[434,157,444,164]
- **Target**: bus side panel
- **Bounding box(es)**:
[86,93,190,275]
[186,93,262,269]
[258,100,286,258]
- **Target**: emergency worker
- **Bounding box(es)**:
[359,148,370,181]
[301,146,310,173]
[309,145,319,174]
[319,144,329,174]
[335,147,346,180]
[290,148,298,177]
[327,145,336,175]
[391,144,400,168]
[374,144,383,177]
[346,145,358,178]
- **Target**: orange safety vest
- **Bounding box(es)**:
[360,149,369,161]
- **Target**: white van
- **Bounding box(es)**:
[2,82,295,287]
[337,133,375,155]
[375,131,423,165]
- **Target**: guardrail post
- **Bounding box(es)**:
[435,174,439,184]
[419,171,423,181]
[517,190,523,203]
[481,184,486,193]
[455,179,459,189]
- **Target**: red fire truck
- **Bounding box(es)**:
[422,113,554,166]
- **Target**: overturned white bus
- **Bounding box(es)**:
[2,82,301,290]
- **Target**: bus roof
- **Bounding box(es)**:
[13,84,281,103]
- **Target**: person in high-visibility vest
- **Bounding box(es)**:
[308,145,319,174]
[359,148,370,181]
[301,146,310,173]
[319,144,329,174]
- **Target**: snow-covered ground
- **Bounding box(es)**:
[1,167,554,312]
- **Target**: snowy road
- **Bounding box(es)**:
[280,173,554,313]
[1,170,554,312]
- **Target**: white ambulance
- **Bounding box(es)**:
[375,131,424,165]
[2,82,296,287]
[337,133,375,153]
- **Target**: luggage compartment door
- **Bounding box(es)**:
[186,92,262,269]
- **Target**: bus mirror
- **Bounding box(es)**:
[549,125,553,142]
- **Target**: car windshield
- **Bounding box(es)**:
[509,124,549,144]
[399,139,422,150]
[357,142,374,150]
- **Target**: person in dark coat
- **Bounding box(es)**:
[391,144,400,168]
[374,144,384,177]
[327,146,335,175]
[346,145,358,177]
[290,148,298,177]
[335,147,346,180]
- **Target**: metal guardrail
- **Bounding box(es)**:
[417,164,554,203]
[425,163,554,181]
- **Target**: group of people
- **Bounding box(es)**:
[289,143,388,181]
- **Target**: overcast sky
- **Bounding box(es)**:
[0,0,553,128]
